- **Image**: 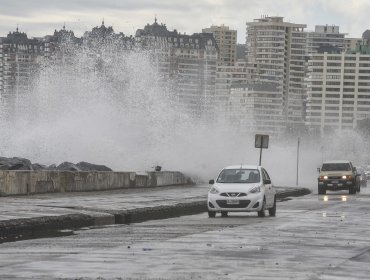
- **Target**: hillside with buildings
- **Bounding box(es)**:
[1,17,370,137]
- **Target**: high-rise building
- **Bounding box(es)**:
[305,50,370,135]
[0,28,44,97]
[246,16,307,131]
[228,82,285,134]
[306,25,346,55]
[202,25,237,66]
[136,19,218,118]
[215,61,248,115]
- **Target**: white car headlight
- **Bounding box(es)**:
[250,186,261,193]
[209,187,219,194]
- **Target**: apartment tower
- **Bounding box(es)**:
[306,25,346,55]
[246,16,306,131]
[306,50,370,134]
[202,25,237,66]
[136,19,218,118]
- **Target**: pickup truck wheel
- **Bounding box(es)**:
[318,186,326,195]
[349,186,356,195]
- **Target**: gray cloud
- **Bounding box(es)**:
[0,0,368,42]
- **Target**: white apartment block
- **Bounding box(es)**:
[306,25,345,55]
[246,16,306,130]
[202,25,237,66]
[306,52,370,134]
[228,82,285,135]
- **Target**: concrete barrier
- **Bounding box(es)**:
[0,171,192,196]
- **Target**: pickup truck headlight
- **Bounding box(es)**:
[319,176,328,181]
[209,187,219,194]
[342,175,352,180]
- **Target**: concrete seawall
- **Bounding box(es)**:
[0,171,192,196]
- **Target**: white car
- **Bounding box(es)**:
[207,165,276,218]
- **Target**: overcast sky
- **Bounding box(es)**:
[0,0,369,43]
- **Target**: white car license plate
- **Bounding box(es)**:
[332,180,338,183]
[226,200,239,205]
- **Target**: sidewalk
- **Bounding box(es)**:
[0,185,311,242]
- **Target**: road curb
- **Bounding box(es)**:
[112,201,207,224]
[276,187,312,198]
[0,214,95,243]
[0,187,311,242]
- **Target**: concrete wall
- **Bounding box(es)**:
[0,171,191,196]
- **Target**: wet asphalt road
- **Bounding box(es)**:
[1,186,370,279]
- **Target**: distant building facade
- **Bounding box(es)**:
[306,25,345,55]
[305,51,370,134]
[42,25,82,58]
[136,19,218,118]
[202,25,237,66]
[0,28,44,97]
[83,21,134,50]
[246,16,307,131]
[228,82,285,134]
[215,61,248,115]
[344,38,362,53]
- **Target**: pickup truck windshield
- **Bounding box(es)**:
[321,163,351,171]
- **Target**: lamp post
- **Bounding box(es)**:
[296,137,300,187]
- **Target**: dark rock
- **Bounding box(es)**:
[31,163,48,171]
[0,157,33,170]
[0,157,113,172]
[56,162,81,171]
[47,164,57,170]
[76,161,112,171]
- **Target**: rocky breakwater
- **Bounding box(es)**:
[0,157,192,196]
[0,157,112,172]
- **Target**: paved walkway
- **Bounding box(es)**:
[0,185,309,221]
[0,185,209,221]
[0,184,311,242]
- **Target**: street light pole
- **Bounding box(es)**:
[259,147,262,166]
[296,137,300,187]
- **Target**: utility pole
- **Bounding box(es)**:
[296,137,300,187]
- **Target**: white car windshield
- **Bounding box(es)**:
[216,169,260,183]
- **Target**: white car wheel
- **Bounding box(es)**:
[258,198,266,217]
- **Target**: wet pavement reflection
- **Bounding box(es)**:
[317,185,370,221]
[321,194,348,202]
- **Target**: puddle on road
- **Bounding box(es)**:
[318,194,348,220]
[322,212,346,219]
[0,229,76,244]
